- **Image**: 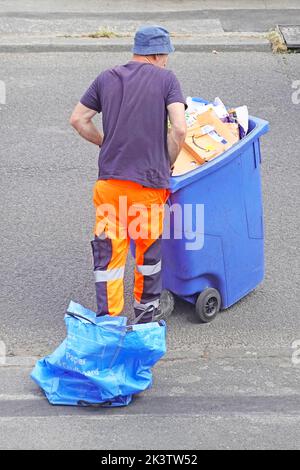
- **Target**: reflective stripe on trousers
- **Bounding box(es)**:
[94,267,125,283]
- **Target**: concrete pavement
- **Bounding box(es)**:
[1,350,299,449]
[1,0,300,12]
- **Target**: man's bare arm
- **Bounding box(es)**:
[70,102,103,146]
[167,102,187,166]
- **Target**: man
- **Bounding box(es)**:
[70,25,187,323]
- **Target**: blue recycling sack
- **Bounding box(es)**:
[31,301,166,407]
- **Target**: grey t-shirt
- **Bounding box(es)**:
[80,61,186,188]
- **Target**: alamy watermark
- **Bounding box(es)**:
[292,80,300,105]
[0,341,6,365]
[0,80,6,106]
[291,340,300,365]
[95,197,204,251]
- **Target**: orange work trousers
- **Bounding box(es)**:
[91,179,169,320]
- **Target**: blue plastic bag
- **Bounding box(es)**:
[31,301,166,407]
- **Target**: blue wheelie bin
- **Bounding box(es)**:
[161,99,269,323]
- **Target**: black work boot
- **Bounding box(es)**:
[134,305,157,324]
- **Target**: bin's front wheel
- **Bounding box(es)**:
[154,289,175,322]
[195,288,221,323]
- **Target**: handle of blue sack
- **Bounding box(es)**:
[127,305,155,327]
[78,400,113,408]
[66,312,97,325]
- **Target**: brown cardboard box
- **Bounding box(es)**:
[172,109,239,175]
[172,147,202,176]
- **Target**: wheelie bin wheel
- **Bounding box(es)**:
[195,288,221,323]
[154,289,175,321]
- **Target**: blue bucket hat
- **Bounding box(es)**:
[132,25,175,55]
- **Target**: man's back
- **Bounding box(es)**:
[80,61,185,188]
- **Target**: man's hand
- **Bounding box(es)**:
[70,102,103,146]
[167,102,187,166]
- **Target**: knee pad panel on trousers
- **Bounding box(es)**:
[142,236,162,265]
[135,236,162,304]
[91,235,112,271]
[91,236,112,316]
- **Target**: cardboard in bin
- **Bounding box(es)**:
[173,109,239,176]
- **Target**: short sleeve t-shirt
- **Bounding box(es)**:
[80,61,186,188]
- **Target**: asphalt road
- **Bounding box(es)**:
[0,50,300,449]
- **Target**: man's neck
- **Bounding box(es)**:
[131,55,153,65]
